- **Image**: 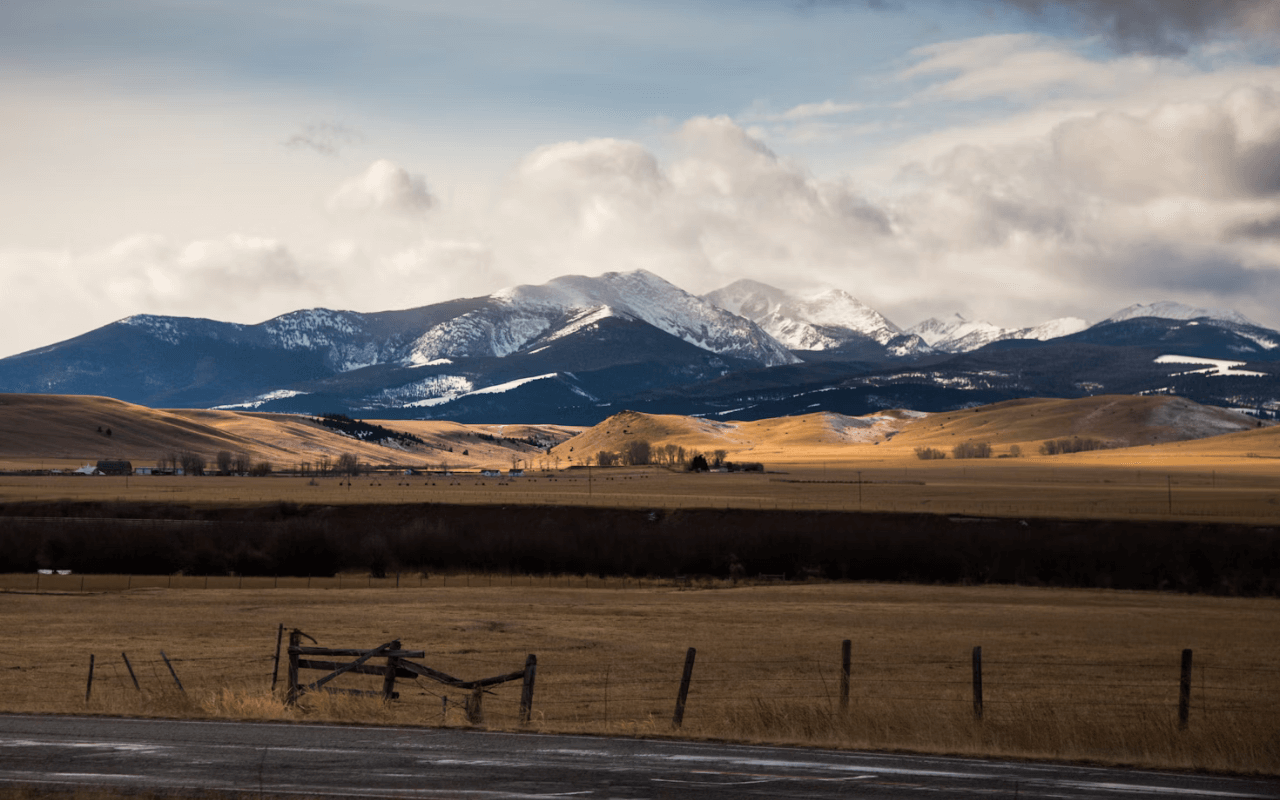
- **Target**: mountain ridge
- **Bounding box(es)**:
[2,270,1278,424]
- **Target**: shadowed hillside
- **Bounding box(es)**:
[0,394,579,470]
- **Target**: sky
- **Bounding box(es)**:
[4,0,1280,357]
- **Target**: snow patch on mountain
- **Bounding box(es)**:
[264,309,365,349]
[213,389,309,410]
[1019,317,1090,341]
[823,412,900,443]
[1154,355,1267,377]
[540,306,619,344]
[378,375,474,405]
[407,373,561,408]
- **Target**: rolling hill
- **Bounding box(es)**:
[551,395,1268,465]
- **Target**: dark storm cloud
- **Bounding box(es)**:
[284,123,363,157]
[993,0,1280,55]
[1228,217,1280,241]
[1100,245,1280,298]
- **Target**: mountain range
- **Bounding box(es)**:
[1,269,1277,423]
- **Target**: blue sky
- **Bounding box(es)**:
[3,0,1280,357]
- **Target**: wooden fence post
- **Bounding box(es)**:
[466,686,484,724]
[160,650,185,693]
[121,652,140,691]
[286,629,301,705]
[672,647,697,729]
[271,623,284,691]
[382,640,401,701]
[85,655,95,704]
[519,654,537,724]
[971,646,983,721]
[840,639,851,712]
[1178,648,1193,730]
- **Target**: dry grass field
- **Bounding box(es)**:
[2,455,1279,523]
[0,580,1276,776]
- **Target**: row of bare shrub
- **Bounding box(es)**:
[1,501,1277,595]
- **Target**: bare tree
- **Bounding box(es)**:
[178,451,206,476]
[621,439,651,466]
[216,450,233,475]
[712,449,728,468]
[335,452,359,476]
[232,451,252,474]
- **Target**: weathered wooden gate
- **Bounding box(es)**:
[283,629,537,723]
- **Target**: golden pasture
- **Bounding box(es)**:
[1,456,1278,523]
[0,580,1276,775]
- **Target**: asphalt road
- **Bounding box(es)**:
[0,714,1275,799]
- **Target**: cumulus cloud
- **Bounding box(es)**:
[881,84,1280,326]
[489,116,892,291]
[327,159,435,217]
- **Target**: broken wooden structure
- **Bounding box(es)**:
[283,629,537,724]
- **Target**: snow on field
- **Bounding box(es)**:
[1154,355,1267,377]
[824,412,901,443]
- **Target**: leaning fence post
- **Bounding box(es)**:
[286,630,301,705]
[121,652,140,691]
[673,647,697,729]
[85,655,95,704]
[1178,648,1193,729]
[382,640,401,701]
[519,654,537,724]
[270,623,284,691]
[971,646,983,721]
[840,639,851,711]
[160,650,185,693]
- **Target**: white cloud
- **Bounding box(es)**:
[327,159,435,217]
[900,34,1183,102]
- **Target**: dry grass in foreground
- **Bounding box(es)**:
[1,580,1277,776]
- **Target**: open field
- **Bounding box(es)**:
[3,455,1280,522]
[0,581,1276,775]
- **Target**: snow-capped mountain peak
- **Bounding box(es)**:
[1105,301,1255,327]
[408,270,799,367]
[703,279,902,351]
[908,313,1088,353]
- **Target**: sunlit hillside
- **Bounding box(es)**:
[552,395,1268,465]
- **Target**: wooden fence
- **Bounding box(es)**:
[278,628,536,724]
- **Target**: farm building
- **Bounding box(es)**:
[95,460,133,476]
